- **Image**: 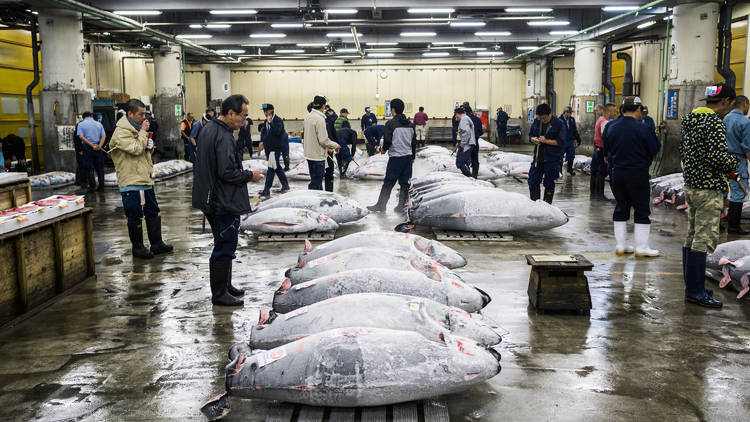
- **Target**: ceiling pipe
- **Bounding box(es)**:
[504,0,668,63]
[603,43,616,103]
[25,14,40,174]
[351,25,364,58]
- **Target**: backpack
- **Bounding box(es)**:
[470,113,484,140]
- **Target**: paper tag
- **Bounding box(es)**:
[285,306,309,320]
[409,302,421,312]
[256,346,287,368]
[293,281,315,291]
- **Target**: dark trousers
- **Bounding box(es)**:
[383,155,413,189]
[528,161,560,192]
[263,150,289,193]
[471,144,479,174]
[185,142,197,163]
[75,151,85,185]
[84,145,105,189]
[611,167,651,224]
[563,140,576,162]
[325,156,335,192]
[308,159,325,190]
[590,147,607,193]
[121,188,160,224]
[206,214,240,262]
[497,127,507,145]
[456,146,473,169]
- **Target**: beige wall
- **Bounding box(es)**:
[632,41,665,125]
[85,46,154,102]
[185,71,207,116]
[553,56,575,115]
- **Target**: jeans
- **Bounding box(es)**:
[185,142,197,163]
[84,145,105,189]
[121,187,160,224]
[262,150,289,193]
[729,155,748,203]
[383,155,413,189]
[308,159,325,190]
[563,140,576,162]
[206,214,240,262]
[611,167,651,224]
[528,161,560,192]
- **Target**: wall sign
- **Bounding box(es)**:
[666,89,679,120]
[174,104,182,117]
[57,125,76,151]
[586,101,595,113]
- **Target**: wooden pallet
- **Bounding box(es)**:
[256,231,336,242]
[267,398,448,422]
[432,228,513,242]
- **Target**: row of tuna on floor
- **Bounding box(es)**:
[201,231,502,420]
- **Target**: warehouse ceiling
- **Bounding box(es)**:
[9,1,675,62]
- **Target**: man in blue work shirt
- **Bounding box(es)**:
[496,107,509,146]
[189,114,209,153]
[640,106,657,133]
[724,95,750,235]
[559,106,581,176]
[364,124,385,156]
[76,111,107,192]
[361,107,377,132]
[528,103,565,204]
[603,96,661,257]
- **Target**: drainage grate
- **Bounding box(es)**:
[267,398,448,422]
[432,228,513,242]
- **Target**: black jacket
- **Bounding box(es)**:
[192,119,253,216]
[260,115,286,152]
[2,134,26,160]
[382,114,417,159]
[602,115,660,170]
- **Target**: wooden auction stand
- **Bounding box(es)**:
[0,173,31,210]
[525,254,593,314]
[0,208,96,327]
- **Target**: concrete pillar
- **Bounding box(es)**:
[38,9,91,171]
[152,45,184,159]
[571,41,604,153]
[660,1,720,174]
[209,64,232,109]
[521,61,548,141]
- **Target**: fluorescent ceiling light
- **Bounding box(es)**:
[637,21,656,29]
[297,43,328,47]
[241,43,271,47]
[275,49,304,54]
[271,23,306,28]
[251,33,287,38]
[400,31,437,37]
[368,52,395,58]
[337,55,361,58]
[216,49,245,54]
[423,52,450,57]
[457,47,486,51]
[505,8,553,13]
[432,42,464,45]
[550,30,578,35]
[327,32,364,38]
[516,46,539,50]
[663,15,673,21]
[477,51,503,56]
[528,20,569,26]
[367,42,398,46]
[113,10,162,16]
[190,24,231,29]
[407,8,455,14]
[450,21,486,27]
[430,46,461,50]
[602,6,639,12]
[210,10,258,15]
[176,34,212,39]
[475,31,511,37]
[337,48,359,53]
[325,9,358,15]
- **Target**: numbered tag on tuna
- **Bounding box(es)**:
[284,306,309,320]
[256,346,287,368]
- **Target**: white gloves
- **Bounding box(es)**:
[147,139,154,150]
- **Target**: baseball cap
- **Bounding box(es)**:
[262,103,274,111]
[365,107,371,112]
[701,83,736,102]
[340,108,349,114]
[641,106,649,112]
[454,106,465,114]
[622,96,643,106]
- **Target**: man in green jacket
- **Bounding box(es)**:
[680,83,740,309]
[334,108,351,130]
[109,99,173,260]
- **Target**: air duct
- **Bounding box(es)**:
[603,43,616,103]
[546,57,556,112]
[616,52,633,97]
[717,1,736,88]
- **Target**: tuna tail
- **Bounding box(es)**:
[228,341,252,361]
[474,286,492,307]
[257,306,278,325]
[275,278,292,296]
[719,266,732,288]
[739,275,750,300]
[201,391,231,421]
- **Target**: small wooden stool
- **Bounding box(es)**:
[525,254,593,314]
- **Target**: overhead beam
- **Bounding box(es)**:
[85,1,644,10]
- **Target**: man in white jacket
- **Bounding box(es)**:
[303,95,341,190]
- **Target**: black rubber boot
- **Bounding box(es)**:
[258,190,271,198]
[393,188,409,213]
[459,164,472,177]
[274,185,290,194]
[210,259,243,306]
[367,186,393,212]
[727,202,750,234]
[543,190,554,204]
[226,261,245,297]
[283,156,290,172]
[567,161,576,176]
[324,178,334,192]
[128,220,154,259]
[471,163,479,179]
[529,187,541,201]
[145,216,173,255]
[684,251,722,309]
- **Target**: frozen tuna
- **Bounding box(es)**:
[252,293,501,349]
[717,256,750,299]
[273,268,490,313]
[224,327,502,407]
[240,207,339,233]
[255,191,368,224]
[287,247,466,287]
[408,189,568,232]
[298,230,466,268]
[707,240,750,274]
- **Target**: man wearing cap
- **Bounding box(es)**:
[367,98,416,213]
[723,95,750,234]
[414,106,429,147]
[528,103,566,204]
[560,106,582,176]
[495,107,509,146]
[190,114,209,150]
[640,106,656,133]
[361,107,377,132]
[334,108,351,131]
[259,103,290,197]
[602,96,661,257]
[680,82,740,309]
[304,96,341,191]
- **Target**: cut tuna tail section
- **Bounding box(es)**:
[228,341,252,361]
[201,391,231,421]
[276,278,292,296]
[718,257,731,266]
[304,239,312,253]
[720,265,732,288]
[739,275,750,300]
[258,306,279,325]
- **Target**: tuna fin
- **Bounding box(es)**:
[718,257,731,266]
[719,266,732,288]
[284,268,291,277]
[201,391,231,421]
[739,275,750,300]
[304,239,312,253]
[297,259,307,269]
[474,286,492,307]
[276,278,292,296]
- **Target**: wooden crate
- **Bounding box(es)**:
[267,398,448,422]
[0,174,31,211]
[0,208,96,326]
[525,254,593,313]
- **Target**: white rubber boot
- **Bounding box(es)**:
[634,223,660,257]
[614,221,634,255]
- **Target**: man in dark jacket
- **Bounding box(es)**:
[259,103,290,197]
[361,107,377,132]
[680,83,740,309]
[463,103,484,178]
[364,124,385,156]
[237,117,253,158]
[336,127,357,177]
[560,106,581,175]
[496,107,509,146]
[2,133,27,172]
[192,94,263,307]
[528,103,566,204]
[602,96,661,258]
[368,98,416,213]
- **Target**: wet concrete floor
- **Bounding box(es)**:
[1,146,749,421]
